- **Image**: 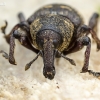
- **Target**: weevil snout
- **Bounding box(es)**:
[35,30,62,79]
[43,66,55,80]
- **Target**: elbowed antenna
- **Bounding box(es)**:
[56,50,76,66]
[25,51,42,70]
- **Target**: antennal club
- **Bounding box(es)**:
[56,50,76,66]
[25,51,41,71]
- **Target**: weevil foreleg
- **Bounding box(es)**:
[0,22,39,65]
[77,36,91,72]
[0,25,19,65]
[78,36,100,78]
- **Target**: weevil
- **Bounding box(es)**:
[0,4,100,80]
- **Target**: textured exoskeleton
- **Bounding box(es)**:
[0,4,100,79]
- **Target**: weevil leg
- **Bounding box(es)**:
[9,33,16,64]
[13,22,39,54]
[1,12,26,44]
[77,36,91,72]
[63,23,100,55]
[0,25,19,65]
[13,21,39,53]
[77,25,100,51]
[1,21,11,44]
[1,20,7,34]
[89,13,99,33]
[63,22,100,55]
[64,36,91,73]
[63,36,92,73]
[18,12,26,22]
[77,36,100,78]
[63,25,100,78]
[0,22,39,65]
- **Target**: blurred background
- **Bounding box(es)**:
[0,0,100,100]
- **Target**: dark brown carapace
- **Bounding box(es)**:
[0,4,100,79]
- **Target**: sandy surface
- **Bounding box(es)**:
[0,0,100,100]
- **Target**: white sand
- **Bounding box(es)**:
[0,0,100,100]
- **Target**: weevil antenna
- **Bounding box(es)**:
[55,50,76,66]
[25,50,42,71]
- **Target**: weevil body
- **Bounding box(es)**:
[1,4,100,79]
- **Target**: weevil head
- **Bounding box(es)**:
[36,30,63,50]
[36,30,63,79]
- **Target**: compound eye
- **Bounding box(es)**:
[40,39,44,46]
[37,39,44,49]
[53,40,58,47]
[53,39,62,48]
